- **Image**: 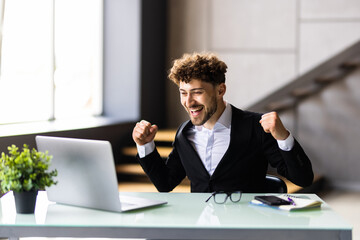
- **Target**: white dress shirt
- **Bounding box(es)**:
[185,102,232,175]
[137,102,294,176]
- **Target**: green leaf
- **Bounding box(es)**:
[0,144,57,193]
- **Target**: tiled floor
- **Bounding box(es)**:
[18,188,360,240]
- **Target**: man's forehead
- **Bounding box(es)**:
[179,79,213,90]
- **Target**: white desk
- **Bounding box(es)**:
[0,191,352,240]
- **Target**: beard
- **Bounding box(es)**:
[186,96,218,126]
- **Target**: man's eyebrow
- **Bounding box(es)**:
[179,88,204,92]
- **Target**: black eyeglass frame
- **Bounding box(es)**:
[205,191,242,204]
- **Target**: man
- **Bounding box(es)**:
[132,52,313,193]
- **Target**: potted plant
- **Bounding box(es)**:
[0,144,57,214]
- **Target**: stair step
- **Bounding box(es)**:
[116,164,147,176]
[116,163,190,185]
[122,146,172,158]
[154,129,176,142]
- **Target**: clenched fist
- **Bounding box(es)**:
[132,120,158,146]
[259,112,289,140]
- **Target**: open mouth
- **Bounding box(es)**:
[189,106,203,117]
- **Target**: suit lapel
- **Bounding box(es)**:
[211,106,253,179]
[176,121,211,178]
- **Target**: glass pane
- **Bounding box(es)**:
[0,0,53,124]
[54,0,102,119]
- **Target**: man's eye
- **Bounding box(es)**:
[194,92,202,95]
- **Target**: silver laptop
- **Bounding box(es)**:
[35,135,167,212]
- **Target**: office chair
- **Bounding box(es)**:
[264,174,287,193]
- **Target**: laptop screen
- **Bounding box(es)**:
[36,136,123,212]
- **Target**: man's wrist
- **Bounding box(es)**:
[277,131,294,151]
[137,141,156,158]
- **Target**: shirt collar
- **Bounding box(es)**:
[194,101,232,131]
[216,101,232,129]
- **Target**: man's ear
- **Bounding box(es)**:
[218,83,226,97]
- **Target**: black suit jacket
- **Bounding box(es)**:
[138,106,314,193]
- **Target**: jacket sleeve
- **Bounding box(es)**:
[262,131,314,188]
[137,146,186,192]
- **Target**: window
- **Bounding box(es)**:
[0,0,102,125]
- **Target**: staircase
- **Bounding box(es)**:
[248,40,360,113]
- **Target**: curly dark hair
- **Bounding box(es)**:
[168,52,228,86]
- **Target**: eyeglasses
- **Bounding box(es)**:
[205,191,242,204]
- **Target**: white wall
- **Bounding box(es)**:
[166,0,360,127]
[103,0,141,121]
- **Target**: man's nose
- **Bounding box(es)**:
[185,94,194,107]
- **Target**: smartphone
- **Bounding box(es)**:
[255,195,292,206]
